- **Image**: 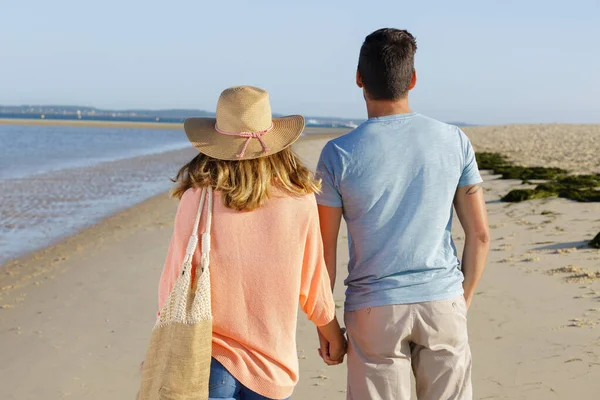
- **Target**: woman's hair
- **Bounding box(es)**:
[171,147,321,211]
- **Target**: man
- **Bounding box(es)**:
[316,28,490,400]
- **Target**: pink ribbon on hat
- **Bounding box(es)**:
[215,124,273,158]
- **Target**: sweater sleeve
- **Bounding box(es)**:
[299,199,336,327]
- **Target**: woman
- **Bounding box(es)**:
[158,86,346,400]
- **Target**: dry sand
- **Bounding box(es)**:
[1,128,600,399]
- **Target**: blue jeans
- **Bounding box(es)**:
[209,358,290,400]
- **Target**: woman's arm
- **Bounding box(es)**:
[299,200,346,363]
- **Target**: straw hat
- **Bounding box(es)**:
[184,86,305,160]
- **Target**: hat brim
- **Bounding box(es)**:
[184,115,305,161]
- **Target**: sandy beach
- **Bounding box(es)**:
[1,126,600,399]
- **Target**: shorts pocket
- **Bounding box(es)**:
[428,296,467,317]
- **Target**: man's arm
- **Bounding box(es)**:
[453,183,490,309]
[317,205,343,291]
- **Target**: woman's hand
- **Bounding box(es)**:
[317,327,347,365]
[328,332,347,362]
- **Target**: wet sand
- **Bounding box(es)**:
[0,147,198,264]
[0,122,347,264]
[1,128,600,399]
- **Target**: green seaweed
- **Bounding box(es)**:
[535,183,563,192]
[493,166,568,180]
[535,182,600,202]
[475,152,598,203]
[590,232,600,249]
[476,152,510,170]
[476,152,567,180]
[556,174,600,188]
[558,189,600,202]
[501,189,557,203]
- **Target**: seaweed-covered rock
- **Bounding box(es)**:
[476,152,510,170]
[590,232,600,249]
[535,183,562,192]
[494,166,568,180]
[477,151,599,203]
[534,179,600,202]
[558,189,600,202]
[501,189,556,203]
[556,175,600,188]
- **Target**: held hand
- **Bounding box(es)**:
[317,328,347,366]
[317,329,337,365]
[328,336,347,362]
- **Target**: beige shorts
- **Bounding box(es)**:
[345,296,472,400]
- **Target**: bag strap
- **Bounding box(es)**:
[201,186,213,268]
[182,186,213,272]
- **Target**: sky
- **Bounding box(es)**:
[1,0,599,125]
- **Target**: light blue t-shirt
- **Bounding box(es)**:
[316,112,482,311]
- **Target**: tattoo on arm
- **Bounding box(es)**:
[465,184,482,195]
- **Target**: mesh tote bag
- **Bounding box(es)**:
[138,186,213,400]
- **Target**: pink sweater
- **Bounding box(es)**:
[158,188,335,399]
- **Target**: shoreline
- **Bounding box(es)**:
[0,145,198,265]
[0,191,175,300]
[0,117,352,136]
[0,132,346,282]
[0,117,183,130]
[0,190,173,270]
[0,132,347,266]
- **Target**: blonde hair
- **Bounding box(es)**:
[171,148,321,211]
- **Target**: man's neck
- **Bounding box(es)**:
[365,97,413,119]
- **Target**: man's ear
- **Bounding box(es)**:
[356,70,363,88]
[408,69,417,91]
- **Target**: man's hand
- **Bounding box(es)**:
[464,294,472,310]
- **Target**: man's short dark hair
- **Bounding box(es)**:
[358,28,417,100]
